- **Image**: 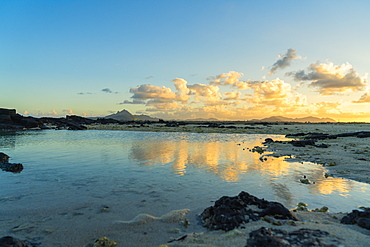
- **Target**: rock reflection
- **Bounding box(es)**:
[0,131,20,149]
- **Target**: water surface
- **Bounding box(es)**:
[1,129,369,216]
[0,130,370,246]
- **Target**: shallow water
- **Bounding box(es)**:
[1,130,370,245]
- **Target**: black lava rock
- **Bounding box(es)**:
[246,227,343,247]
[263,138,274,144]
[0,153,9,163]
[0,236,28,247]
[341,209,370,230]
[200,191,296,231]
[291,140,316,147]
[0,152,23,173]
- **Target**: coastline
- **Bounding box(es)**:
[2,122,370,246]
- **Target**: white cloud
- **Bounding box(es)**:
[119,99,146,104]
[209,71,249,89]
[130,84,176,100]
[288,61,368,95]
[354,90,370,103]
[223,91,242,100]
[268,48,301,75]
[187,83,222,103]
[173,78,191,102]
[246,78,306,107]
[63,109,74,115]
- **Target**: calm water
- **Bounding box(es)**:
[1,129,370,217]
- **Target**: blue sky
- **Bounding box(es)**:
[1,0,370,121]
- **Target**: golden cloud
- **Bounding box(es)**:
[289,61,368,95]
[120,49,369,121]
[353,90,370,103]
[130,84,176,100]
[246,78,307,107]
[187,83,222,103]
[209,71,249,89]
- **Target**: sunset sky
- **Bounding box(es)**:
[2,0,370,121]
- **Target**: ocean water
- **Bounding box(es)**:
[1,129,369,217]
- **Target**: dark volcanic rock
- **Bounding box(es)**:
[0,236,28,247]
[0,163,23,173]
[0,152,9,163]
[0,108,16,115]
[291,140,316,147]
[66,115,95,124]
[200,191,296,231]
[341,209,370,230]
[263,138,274,144]
[0,109,43,129]
[95,118,122,124]
[0,152,23,173]
[286,131,370,140]
[246,227,343,247]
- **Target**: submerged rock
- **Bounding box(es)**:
[291,140,316,147]
[0,152,9,163]
[0,162,23,173]
[0,152,23,173]
[200,191,296,231]
[246,227,343,247]
[0,236,28,247]
[83,237,117,247]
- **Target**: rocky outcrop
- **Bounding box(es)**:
[341,208,370,230]
[200,191,296,231]
[0,108,43,129]
[0,152,9,163]
[0,236,28,247]
[0,152,23,173]
[246,227,343,247]
[286,131,370,140]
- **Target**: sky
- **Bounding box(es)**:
[1,0,370,122]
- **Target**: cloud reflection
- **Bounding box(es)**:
[128,135,360,197]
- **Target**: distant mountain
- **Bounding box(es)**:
[249,116,336,123]
[105,109,160,121]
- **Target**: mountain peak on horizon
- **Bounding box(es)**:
[116,109,131,114]
[105,109,159,121]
